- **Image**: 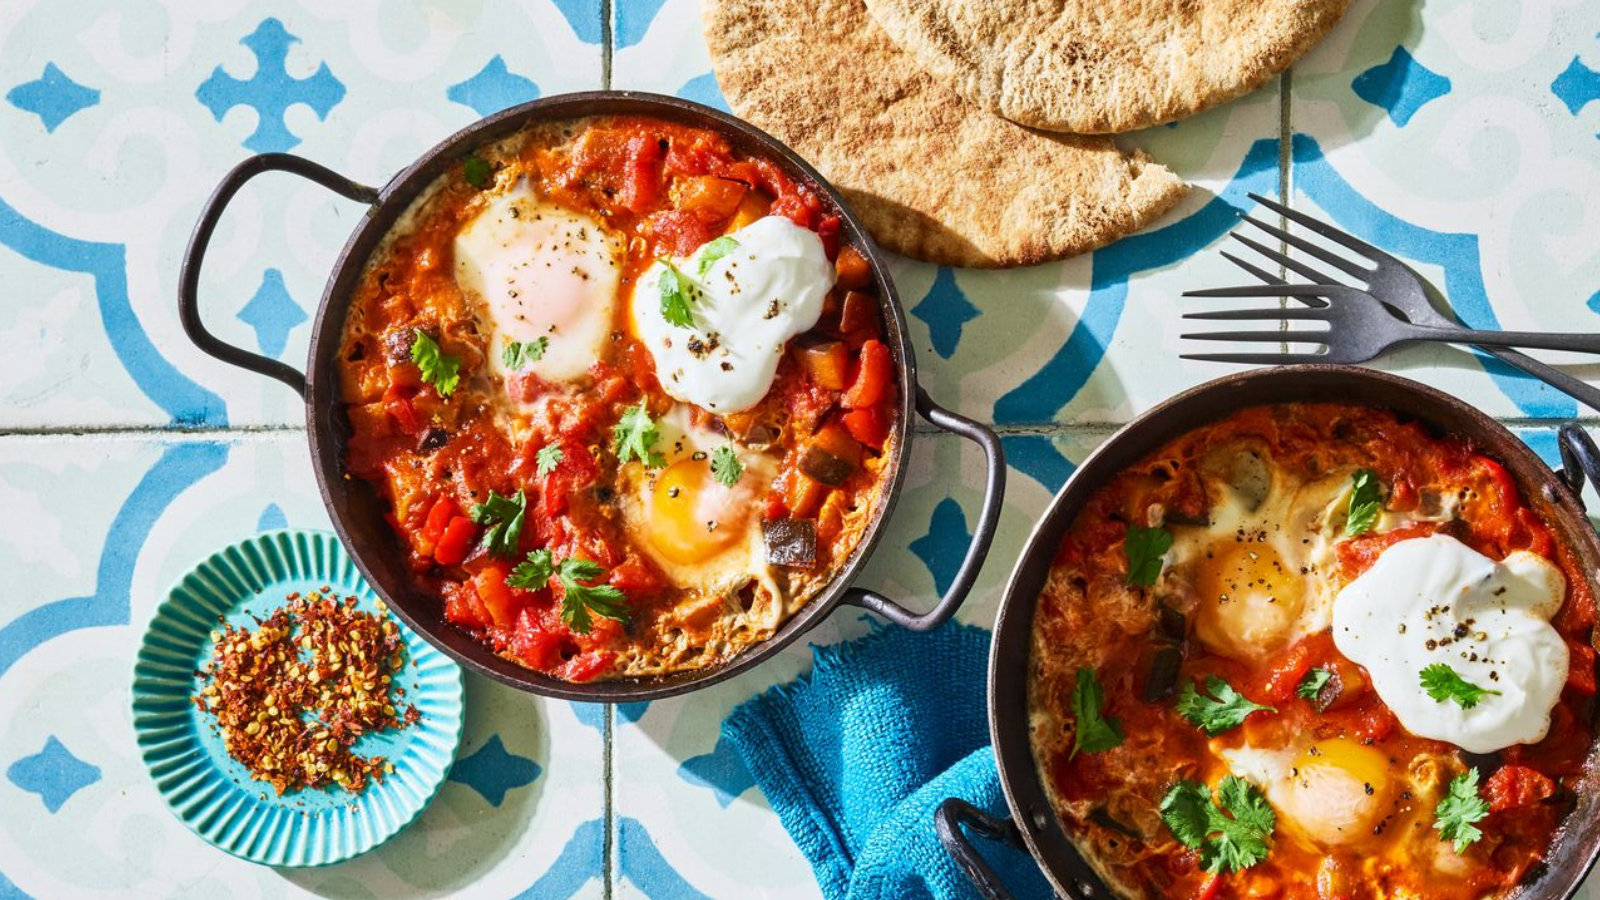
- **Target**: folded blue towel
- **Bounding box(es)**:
[723,621,1055,900]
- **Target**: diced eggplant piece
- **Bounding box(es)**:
[418,427,450,453]
[1143,646,1184,703]
[801,446,856,486]
[1155,602,1187,644]
[839,290,878,335]
[1089,808,1141,840]
[763,518,817,568]
[1306,668,1345,713]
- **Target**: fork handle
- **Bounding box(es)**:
[1406,324,1600,355]
[1479,345,1600,415]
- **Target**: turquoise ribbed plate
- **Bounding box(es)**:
[131,529,464,867]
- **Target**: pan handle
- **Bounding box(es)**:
[936,799,1024,900]
[178,153,380,399]
[1558,424,1600,510]
[844,386,1006,631]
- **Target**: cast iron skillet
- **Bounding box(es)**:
[176,92,1005,702]
[936,365,1600,899]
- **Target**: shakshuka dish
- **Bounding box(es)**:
[1029,403,1597,900]
[338,116,898,682]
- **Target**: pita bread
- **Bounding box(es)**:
[863,0,1352,134]
[703,0,1186,268]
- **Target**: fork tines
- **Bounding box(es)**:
[1178,283,1344,364]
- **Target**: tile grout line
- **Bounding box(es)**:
[1278,67,1294,344]
[599,6,616,898]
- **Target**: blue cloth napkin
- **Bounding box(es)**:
[723,621,1055,900]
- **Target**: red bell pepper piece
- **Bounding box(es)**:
[433,516,476,566]
[842,340,891,410]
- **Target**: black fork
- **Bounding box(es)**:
[1220,192,1600,412]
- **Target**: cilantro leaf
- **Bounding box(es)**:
[556,557,631,634]
[1435,769,1490,853]
[1420,663,1501,710]
[696,236,740,278]
[1160,776,1276,874]
[468,489,526,559]
[658,262,695,328]
[1176,675,1276,736]
[1124,524,1172,587]
[410,329,461,397]
[1345,469,1383,536]
[711,445,743,488]
[463,155,492,188]
[613,402,665,468]
[502,338,547,370]
[1070,666,1125,758]
[506,549,554,590]
[536,445,564,478]
[1296,667,1333,701]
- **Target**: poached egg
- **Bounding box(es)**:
[1333,533,1569,753]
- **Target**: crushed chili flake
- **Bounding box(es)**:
[192,589,421,796]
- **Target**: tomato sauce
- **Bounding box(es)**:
[338,116,898,682]
[1030,404,1597,900]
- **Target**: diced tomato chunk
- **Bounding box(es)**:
[443,582,492,631]
[1568,639,1596,695]
[842,340,892,409]
[816,214,841,260]
[434,515,477,566]
[608,554,665,599]
[509,608,566,671]
[1485,764,1556,812]
[619,134,663,214]
[560,650,615,682]
[384,391,423,435]
[842,405,890,450]
[423,496,458,543]
[474,563,523,629]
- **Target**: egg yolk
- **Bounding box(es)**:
[648,458,752,564]
[1274,738,1392,848]
[1194,539,1306,660]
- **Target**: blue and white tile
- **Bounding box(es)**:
[0,1,603,431]
[1288,0,1600,421]
[0,433,603,898]
[610,427,1107,899]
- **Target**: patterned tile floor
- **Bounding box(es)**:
[2,0,1599,897]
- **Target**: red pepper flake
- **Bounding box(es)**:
[192,591,421,795]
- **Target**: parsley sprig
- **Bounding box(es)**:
[469,489,526,559]
[1124,524,1172,587]
[1435,769,1490,853]
[1345,469,1383,536]
[504,551,631,634]
[1296,667,1334,701]
[411,329,461,397]
[1160,776,1276,874]
[613,403,665,468]
[711,446,743,487]
[1176,675,1275,736]
[535,445,564,478]
[1070,667,1124,758]
[658,262,695,329]
[503,338,547,370]
[1420,663,1501,710]
[696,236,739,277]
[463,155,492,188]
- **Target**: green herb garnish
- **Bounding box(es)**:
[1435,769,1490,853]
[613,402,665,468]
[463,156,492,188]
[1124,524,1173,587]
[555,558,631,634]
[710,446,743,487]
[658,262,695,328]
[535,445,564,478]
[506,548,554,590]
[1345,469,1383,536]
[469,489,526,559]
[1160,776,1276,874]
[410,329,461,397]
[1176,675,1275,736]
[1420,663,1501,710]
[696,236,740,278]
[1070,667,1124,758]
[502,337,547,370]
[1296,667,1334,701]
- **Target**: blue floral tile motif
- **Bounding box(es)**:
[447,56,540,117]
[195,18,345,153]
[5,63,99,132]
[911,268,981,359]
[1002,435,1077,492]
[6,736,100,813]
[677,73,729,113]
[1552,54,1600,118]
[256,502,287,531]
[617,818,714,900]
[551,0,605,45]
[236,268,306,359]
[613,0,671,50]
[448,733,542,807]
[676,733,755,808]
[1351,46,1451,128]
[909,497,972,595]
[510,818,605,898]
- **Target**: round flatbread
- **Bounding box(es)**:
[703,0,1186,268]
[863,0,1352,134]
